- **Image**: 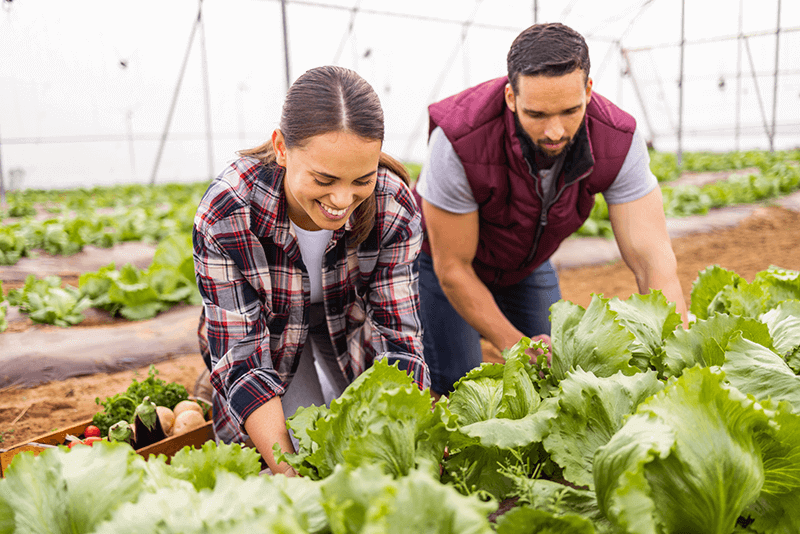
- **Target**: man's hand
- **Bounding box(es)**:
[526,334,552,366]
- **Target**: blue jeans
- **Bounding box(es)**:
[417,251,561,395]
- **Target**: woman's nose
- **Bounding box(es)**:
[329,187,355,208]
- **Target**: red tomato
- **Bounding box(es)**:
[67,440,84,449]
[83,437,103,446]
[84,425,101,438]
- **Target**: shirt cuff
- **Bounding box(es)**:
[226,369,285,429]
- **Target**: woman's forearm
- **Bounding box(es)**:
[243,396,298,476]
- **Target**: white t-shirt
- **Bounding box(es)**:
[290,221,333,303]
[416,125,658,214]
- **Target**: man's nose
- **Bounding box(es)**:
[544,117,565,140]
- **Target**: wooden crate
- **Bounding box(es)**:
[0,418,215,477]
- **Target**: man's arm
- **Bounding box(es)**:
[422,199,528,352]
[608,187,689,326]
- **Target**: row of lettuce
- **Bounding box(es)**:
[0,234,200,331]
[1,264,798,533]
[1,150,799,265]
[0,182,206,265]
[577,154,800,239]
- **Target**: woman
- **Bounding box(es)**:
[193,66,428,476]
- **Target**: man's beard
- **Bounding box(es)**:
[513,110,584,158]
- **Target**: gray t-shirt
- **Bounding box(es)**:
[416,125,658,214]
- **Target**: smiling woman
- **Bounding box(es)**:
[275,130,382,232]
[192,66,428,477]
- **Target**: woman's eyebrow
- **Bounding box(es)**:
[312,169,377,181]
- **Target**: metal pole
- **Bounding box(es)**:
[743,36,773,144]
[149,9,201,185]
[677,0,685,165]
[533,0,538,24]
[735,0,743,150]
[621,48,657,142]
[770,0,781,152]
[332,2,360,64]
[198,1,215,180]
[280,0,291,92]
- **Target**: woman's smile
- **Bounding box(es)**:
[318,201,349,220]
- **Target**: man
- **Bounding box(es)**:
[414,22,688,397]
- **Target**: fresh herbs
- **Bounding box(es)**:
[91,366,188,436]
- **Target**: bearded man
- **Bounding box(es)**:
[414,22,688,397]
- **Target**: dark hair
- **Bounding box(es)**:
[240,65,409,246]
[507,23,590,93]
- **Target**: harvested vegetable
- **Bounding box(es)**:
[84,425,101,438]
[91,365,189,436]
[156,406,175,436]
[108,421,134,445]
[133,396,167,448]
[173,409,205,436]
[173,400,203,419]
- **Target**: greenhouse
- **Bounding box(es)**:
[1,1,799,533]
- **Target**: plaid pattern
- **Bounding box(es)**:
[194,157,428,442]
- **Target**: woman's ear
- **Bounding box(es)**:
[272,129,287,166]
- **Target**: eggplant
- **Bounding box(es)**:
[132,396,168,449]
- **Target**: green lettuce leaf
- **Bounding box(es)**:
[320,464,495,534]
[594,367,770,534]
[753,266,800,310]
[721,332,800,413]
[92,470,320,534]
[708,278,771,319]
[608,291,682,371]
[743,402,800,534]
[496,478,609,531]
[448,363,505,425]
[152,440,263,491]
[543,369,664,488]
[444,343,558,499]
[690,265,743,320]
[760,301,800,370]
[661,313,774,378]
[495,507,598,534]
[281,359,456,480]
[0,441,147,534]
[550,295,637,381]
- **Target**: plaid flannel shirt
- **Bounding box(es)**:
[193,157,428,441]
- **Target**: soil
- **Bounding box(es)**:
[2,191,800,448]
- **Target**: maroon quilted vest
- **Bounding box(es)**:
[415,76,636,287]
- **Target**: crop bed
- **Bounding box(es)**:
[0,153,800,533]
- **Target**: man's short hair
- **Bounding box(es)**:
[507,22,590,93]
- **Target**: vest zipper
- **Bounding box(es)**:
[522,161,593,267]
